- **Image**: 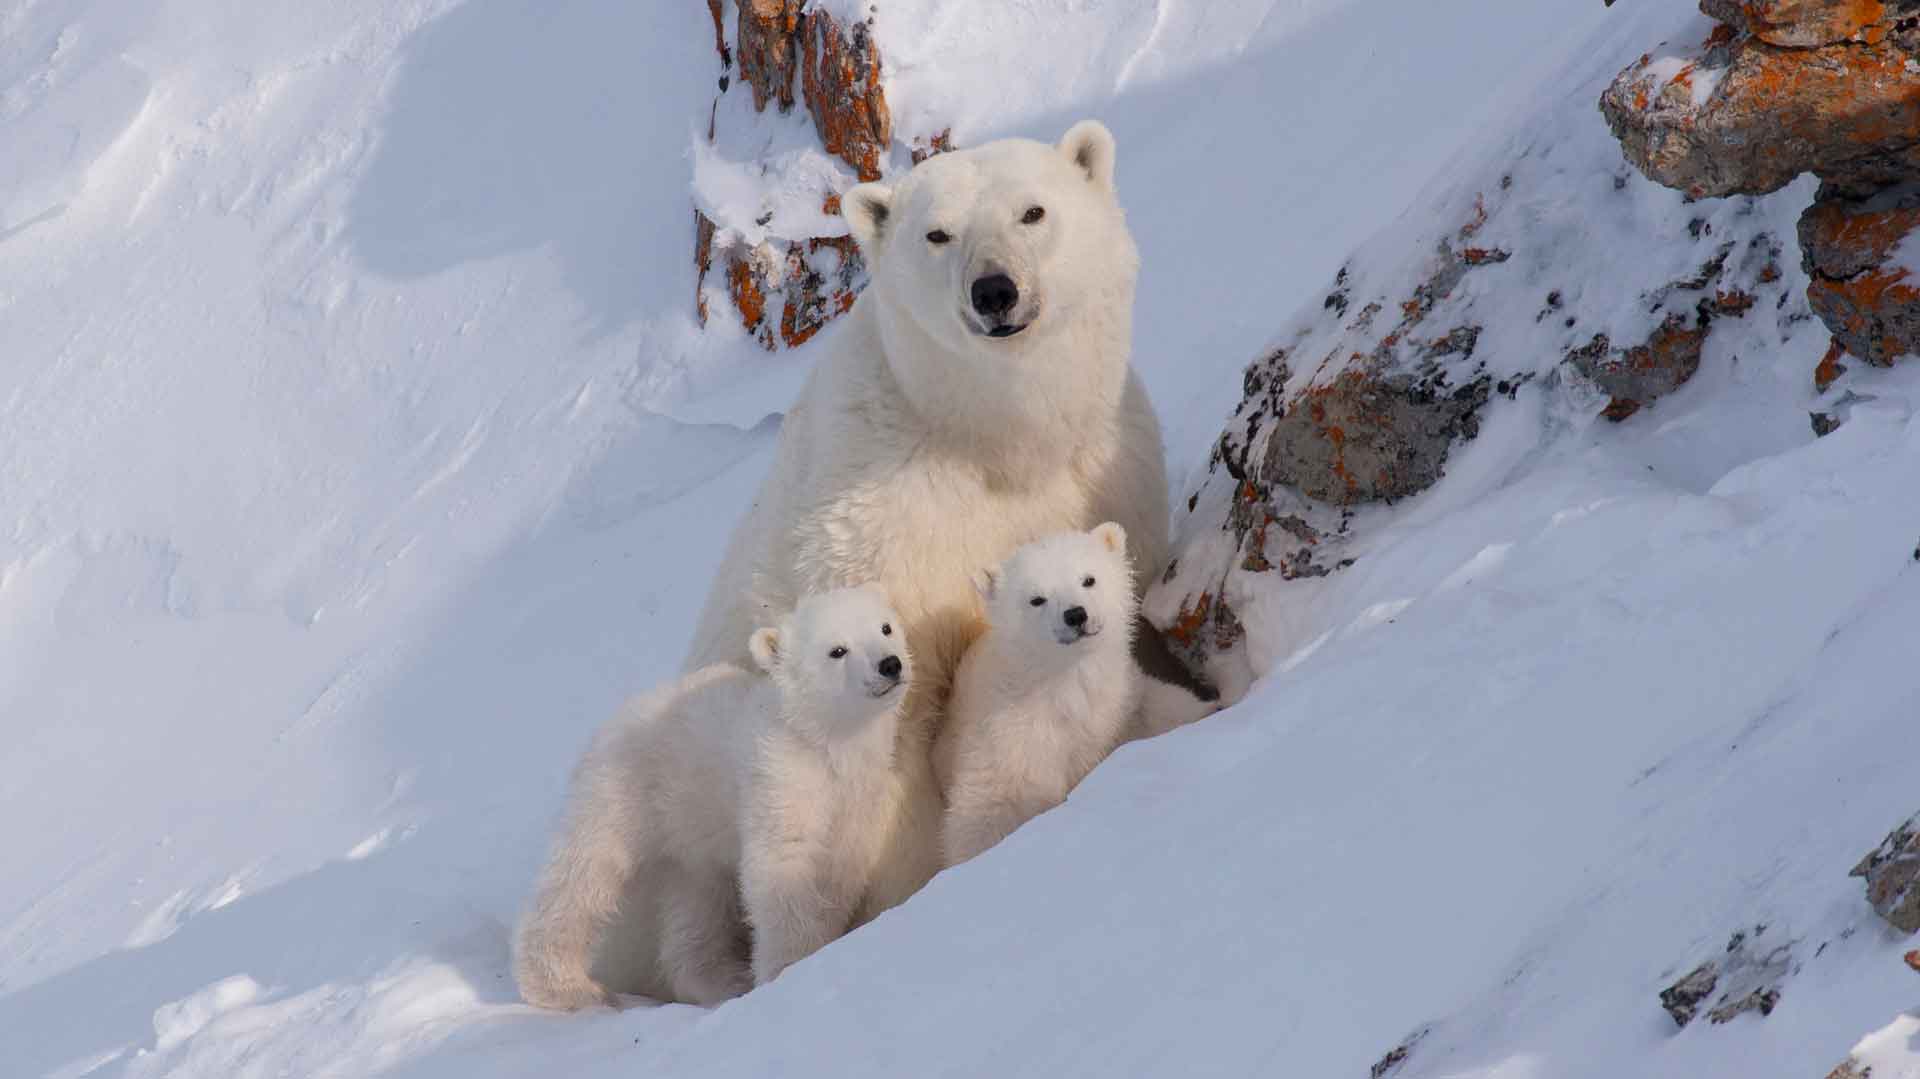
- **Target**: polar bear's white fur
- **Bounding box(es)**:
[685,121,1170,911]
[514,587,910,1009]
[935,524,1141,866]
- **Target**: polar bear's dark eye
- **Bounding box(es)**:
[1029,596,1046,607]
[881,623,892,637]
[926,229,952,245]
[829,646,848,659]
[1021,206,1045,225]
[1082,576,1096,588]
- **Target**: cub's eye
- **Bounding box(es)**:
[1021,206,1045,225]
[880,622,893,637]
[926,229,952,245]
[1082,576,1096,588]
[1029,596,1046,607]
[829,646,848,659]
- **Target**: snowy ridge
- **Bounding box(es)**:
[3,1,1918,1077]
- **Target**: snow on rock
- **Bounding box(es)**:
[692,0,891,350]
[1826,1010,1920,1079]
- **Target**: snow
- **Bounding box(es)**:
[3,1,1918,1078]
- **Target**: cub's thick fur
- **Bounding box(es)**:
[936,524,1141,866]
[515,587,909,1008]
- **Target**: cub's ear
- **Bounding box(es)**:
[1092,521,1127,555]
[842,183,894,255]
[1058,120,1116,192]
[973,568,999,602]
[748,627,782,673]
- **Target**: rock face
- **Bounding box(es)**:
[800,10,890,183]
[1600,1,1920,375]
[695,1,903,350]
[1801,183,1920,364]
[1699,0,1890,48]
[1852,813,1920,933]
[1600,14,1920,200]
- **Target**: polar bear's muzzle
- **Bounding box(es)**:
[965,265,1040,339]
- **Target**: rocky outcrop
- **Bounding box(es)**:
[1801,183,1920,364]
[1658,926,1795,1028]
[1153,146,1794,684]
[695,1,903,350]
[1699,0,1891,48]
[1600,1,1920,378]
[1566,237,1776,420]
[1852,813,1920,933]
[800,10,890,183]
[1600,12,1920,200]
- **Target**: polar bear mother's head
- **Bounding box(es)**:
[843,120,1139,369]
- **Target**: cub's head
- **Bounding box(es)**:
[978,523,1136,650]
[750,585,910,738]
[842,120,1137,347]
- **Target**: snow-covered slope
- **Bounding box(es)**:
[2,1,1916,1077]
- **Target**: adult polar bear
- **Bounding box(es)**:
[687,120,1173,912]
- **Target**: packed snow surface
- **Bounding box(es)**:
[3,1,1917,1077]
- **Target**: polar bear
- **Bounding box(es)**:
[514,587,910,1010]
[686,120,1191,913]
[935,523,1141,865]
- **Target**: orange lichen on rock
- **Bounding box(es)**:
[801,9,891,182]
[694,209,718,324]
[1165,592,1214,648]
[1815,338,1849,390]
[737,0,804,114]
[1800,186,1920,363]
[727,254,770,345]
[1700,0,1888,48]
[706,0,729,63]
[1600,28,1920,198]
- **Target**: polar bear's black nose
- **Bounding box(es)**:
[1062,606,1088,629]
[971,273,1019,317]
[878,655,902,679]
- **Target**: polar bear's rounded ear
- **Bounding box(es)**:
[842,183,894,255]
[1058,120,1116,192]
[749,627,783,673]
[1092,521,1127,555]
[973,568,999,602]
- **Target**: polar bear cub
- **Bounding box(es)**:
[514,586,910,1010]
[936,523,1141,867]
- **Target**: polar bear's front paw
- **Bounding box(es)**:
[518,969,621,1012]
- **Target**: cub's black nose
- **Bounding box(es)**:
[878,655,902,679]
[1062,606,1088,629]
[970,273,1019,317]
